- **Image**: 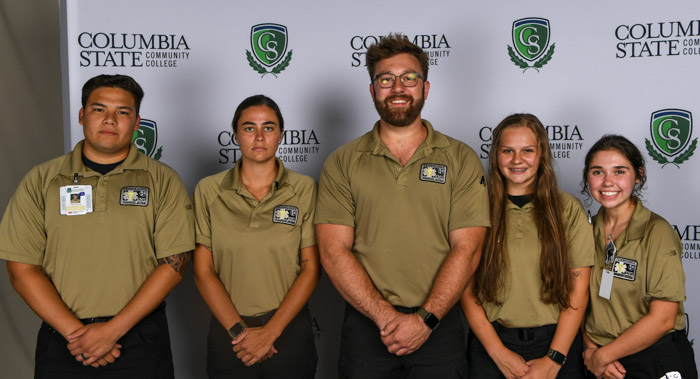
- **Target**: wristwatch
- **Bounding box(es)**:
[416,307,440,330]
[546,348,567,365]
[227,320,247,339]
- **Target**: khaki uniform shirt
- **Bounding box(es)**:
[193,159,316,316]
[483,191,594,327]
[585,199,686,346]
[315,120,489,307]
[0,141,194,318]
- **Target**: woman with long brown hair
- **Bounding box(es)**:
[462,113,594,378]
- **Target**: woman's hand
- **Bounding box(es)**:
[492,345,530,378]
[232,327,278,366]
[521,356,560,379]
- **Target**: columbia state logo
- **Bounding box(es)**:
[420,163,447,184]
[273,205,298,226]
[645,109,697,168]
[133,119,163,160]
[246,23,293,78]
[508,17,556,72]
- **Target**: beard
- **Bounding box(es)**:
[373,93,425,127]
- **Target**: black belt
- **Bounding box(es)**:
[491,321,557,341]
[241,308,277,328]
[43,302,166,334]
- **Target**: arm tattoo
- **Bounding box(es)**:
[569,269,583,280]
[157,252,191,276]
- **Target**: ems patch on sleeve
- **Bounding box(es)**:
[419,163,447,184]
[273,205,298,226]
[613,257,637,281]
[120,186,149,206]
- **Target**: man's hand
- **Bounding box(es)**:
[67,322,122,366]
[380,313,431,356]
[232,327,278,366]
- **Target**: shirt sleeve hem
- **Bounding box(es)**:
[0,250,43,265]
[155,242,195,259]
[300,239,317,250]
[195,235,212,250]
[313,217,354,228]
[448,219,491,232]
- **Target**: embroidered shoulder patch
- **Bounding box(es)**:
[120,186,149,206]
[273,205,298,226]
[613,257,637,281]
[419,163,447,184]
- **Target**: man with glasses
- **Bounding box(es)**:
[315,33,489,378]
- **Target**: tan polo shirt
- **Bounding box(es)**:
[0,141,194,319]
[193,159,316,317]
[315,120,490,307]
[585,199,686,346]
[483,191,594,327]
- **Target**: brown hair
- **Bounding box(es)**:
[366,33,429,81]
[581,134,646,202]
[476,114,571,308]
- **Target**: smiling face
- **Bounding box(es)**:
[234,105,282,165]
[79,87,140,163]
[370,53,430,127]
[586,149,640,212]
[497,125,541,195]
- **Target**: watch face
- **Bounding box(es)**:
[424,313,440,329]
[229,322,245,338]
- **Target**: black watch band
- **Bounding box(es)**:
[227,320,248,339]
[546,348,567,365]
[416,307,440,330]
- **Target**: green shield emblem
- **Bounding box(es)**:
[133,119,163,160]
[251,24,288,67]
[651,109,692,157]
[512,18,550,61]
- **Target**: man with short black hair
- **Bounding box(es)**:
[315,33,489,378]
[0,74,194,378]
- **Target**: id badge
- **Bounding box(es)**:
[599,240,617,300]
[60,185,93,215]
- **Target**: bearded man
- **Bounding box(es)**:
[315,33,490,378]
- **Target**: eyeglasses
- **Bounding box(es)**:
[373,72,424,88]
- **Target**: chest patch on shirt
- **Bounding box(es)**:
[120,187,149,206]
[613,257,637,281]
[273,205,298,226]
[419,163,447,184]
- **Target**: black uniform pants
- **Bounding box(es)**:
[585,330,697,379]
[34,303,174,379]
[468,321,586,378]
[206,305,317,379]
[338,303,468,379]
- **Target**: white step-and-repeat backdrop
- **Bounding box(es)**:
[60,1,700,377]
